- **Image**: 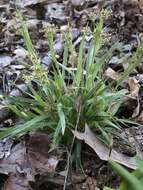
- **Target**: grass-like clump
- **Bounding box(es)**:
[1,11,143,153]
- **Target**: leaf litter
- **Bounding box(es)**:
[72,125,138,169]
[0,132,60,190]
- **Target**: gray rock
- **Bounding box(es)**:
[53,40,63,55]
[44,3,67,21]
[42,55,52,67]
[123,44,132,52]
[109,56,123,65]
[0,55,12,69]
[71,28,80,41]
[9,84,28,97]
[71,0,85,7]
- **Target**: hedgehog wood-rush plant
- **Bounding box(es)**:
[0,11,143,153]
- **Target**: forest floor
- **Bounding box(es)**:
[0,0,143,189]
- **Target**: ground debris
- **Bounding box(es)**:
[0,133,60,189]
[72,125,138,169]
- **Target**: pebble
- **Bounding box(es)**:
[9,84,28,97]
[0,56,12,69]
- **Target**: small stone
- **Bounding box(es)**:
[14,48,27,59]
[9,84,28,97]
[123,44,132,52]
[0,56,12,69]
[53,40,63,55]
[109,56,123,65]
[71,0,85,7]
[42,55,52,67]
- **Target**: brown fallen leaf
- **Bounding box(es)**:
[75,176,100,190]
[136,111,143,123]
[128,77,140,98]
[68,49,77,67]
[0,133,59,174]
[107,101,123,116]
[26,132,59,172]
[138,0,143,9]
[28,151,59,173]
[0,142,27,174]
[72,125,138,169]
[3,173,32,190]
[132,98,140,118]
[105,67,120,80]
[0,133,60,189]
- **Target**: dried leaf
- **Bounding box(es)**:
[26,132,59,172]
[132,98,140,118]
[69,50,77,67]
[0,133,59,188]
[0,138,13,160]
[128,77,140,98]
[136,111,143,123]
[3,174,31,190]
[72,125,138,169]
[107,101,122,116]
[75,177,100,190]
[0,143,27,174]
[138,0,143,9]
[105,67,120,80]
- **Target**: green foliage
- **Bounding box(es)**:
[106,159,143,190]
[16,11,45,80]
[1,12,143,150]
